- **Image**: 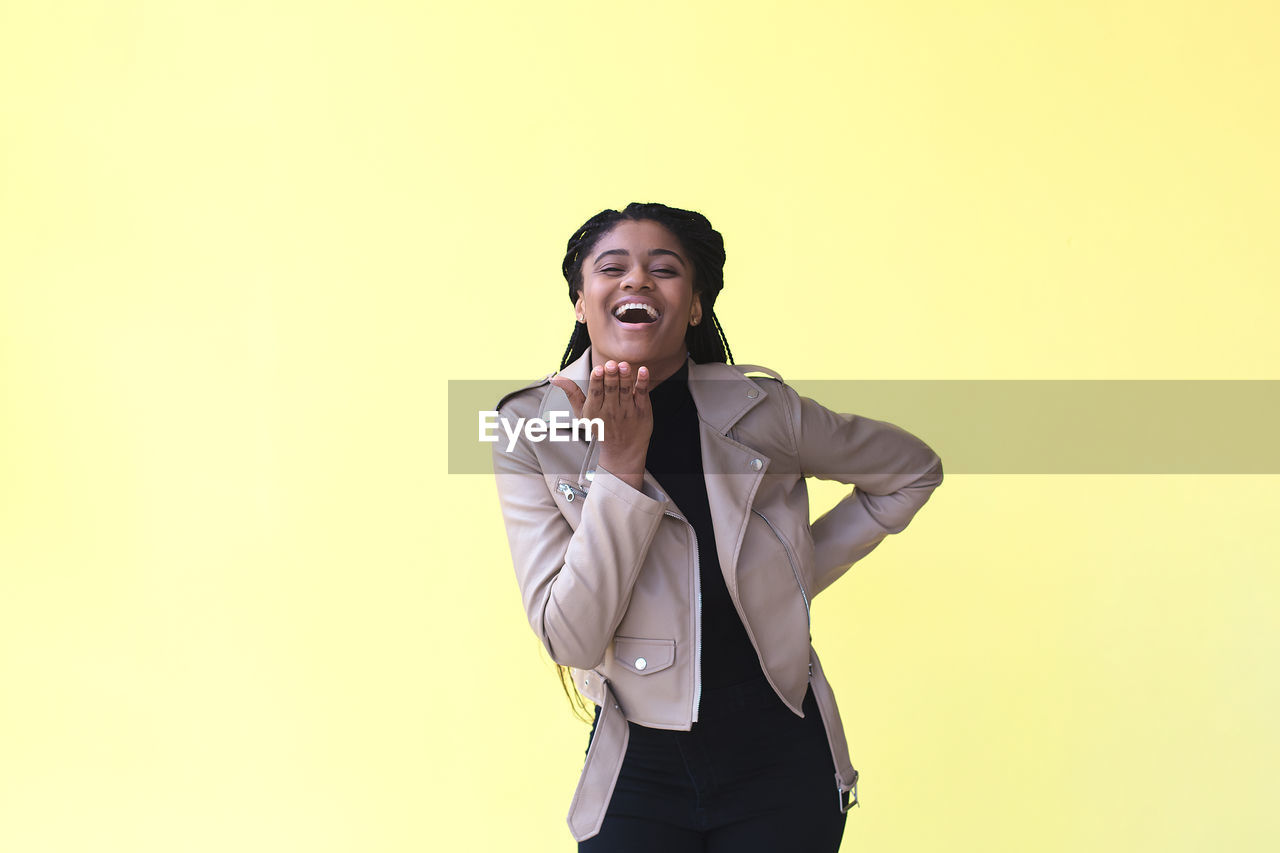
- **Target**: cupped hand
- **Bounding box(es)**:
[549,360,651,490]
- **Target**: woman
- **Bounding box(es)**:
[491,202,943,851]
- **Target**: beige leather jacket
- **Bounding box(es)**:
[491,347,943,841]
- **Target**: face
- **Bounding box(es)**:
[574,219,702,381]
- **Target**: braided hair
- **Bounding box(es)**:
[558,202,734,370]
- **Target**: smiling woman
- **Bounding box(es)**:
[569,218,704,386]
[559,206,732,382]
[490,202,945,852]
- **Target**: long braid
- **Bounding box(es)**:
[560,322,587,371]
[712,310,734,365]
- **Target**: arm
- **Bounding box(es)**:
[491,409,667,669]
[782,384,944,596]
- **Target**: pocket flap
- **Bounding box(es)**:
[612,636,675,675]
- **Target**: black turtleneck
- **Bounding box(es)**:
[644,361,764,691]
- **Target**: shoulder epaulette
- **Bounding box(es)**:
[494,374,554,412]
[733,363,785,383]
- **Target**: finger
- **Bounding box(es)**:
[632,365,650,398]
[549,375,586,419]
[602,359,620,411]
[632,365,651,415]
[617,361,639,405]
[585,364,605,417]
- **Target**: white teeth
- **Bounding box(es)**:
[612,302,660,320]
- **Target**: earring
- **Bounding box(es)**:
[577,314,585,323]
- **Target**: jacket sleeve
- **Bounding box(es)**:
[780,383,944,597]
[491,404,668,670]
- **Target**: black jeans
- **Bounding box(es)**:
[579,674,848,852]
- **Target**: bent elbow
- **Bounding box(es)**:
[539,613,608,671]
[542,637,606,671]
[923,454,944,490]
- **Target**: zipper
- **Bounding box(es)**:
[751,508,810,625]
[557,481,588,502]
[663,507,702,723]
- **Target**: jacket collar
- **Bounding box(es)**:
[555,345,768,435]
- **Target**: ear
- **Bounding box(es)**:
[689,295,703,327]
[573,293,586,323]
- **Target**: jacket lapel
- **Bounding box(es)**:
[688,360,770,597]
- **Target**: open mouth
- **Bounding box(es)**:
[612,302,661,325]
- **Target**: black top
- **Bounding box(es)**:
[644,361,765,691]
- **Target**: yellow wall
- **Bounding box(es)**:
[2,1,1276,850]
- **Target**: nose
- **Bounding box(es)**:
[621,266,654,290]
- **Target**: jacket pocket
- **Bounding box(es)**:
[612,636,675,676]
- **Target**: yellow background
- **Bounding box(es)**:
[2,1,1277,850]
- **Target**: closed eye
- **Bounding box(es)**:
[600,267,678,276]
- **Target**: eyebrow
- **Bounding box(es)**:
[592,248,687,267]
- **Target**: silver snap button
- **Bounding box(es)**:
[749,458,763,471]
[584,677,590,686]
[634,657,647,671]
[747,388,759,398]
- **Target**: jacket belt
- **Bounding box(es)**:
[566,677,630,842]
[808,648,861,811]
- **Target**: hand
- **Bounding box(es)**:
[549,360,651,491]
